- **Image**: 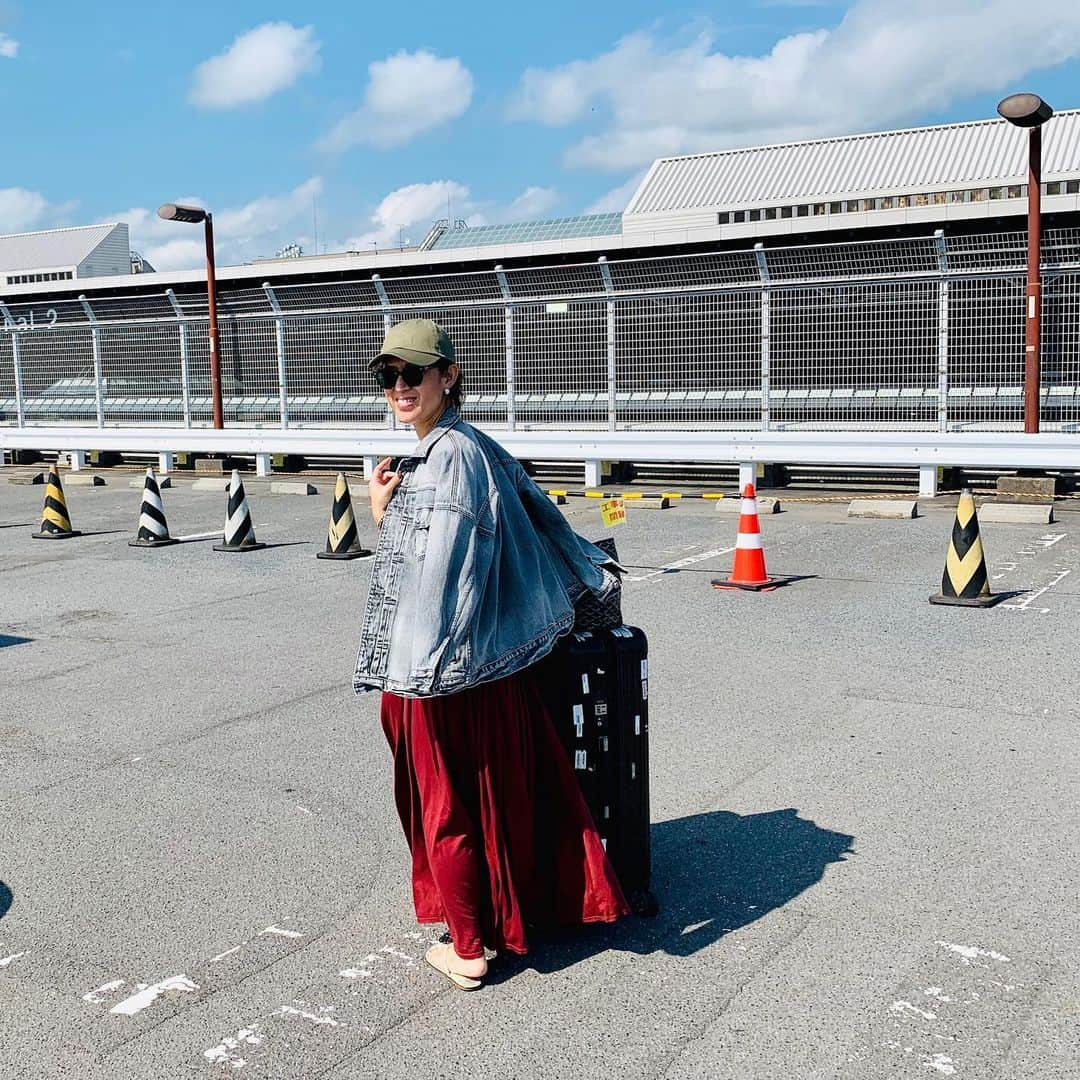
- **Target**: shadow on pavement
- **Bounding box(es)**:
[497,807,854,979]
[0,635,33,649]
[0,881,11,919]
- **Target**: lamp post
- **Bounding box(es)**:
[997,93,1054,434]
[157,203,224,429]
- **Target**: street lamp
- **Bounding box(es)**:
[157,202,224,429]
[997,93,1054,434]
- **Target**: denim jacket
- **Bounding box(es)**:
[352,407,620,698]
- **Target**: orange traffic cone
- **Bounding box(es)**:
[712,484,791,592]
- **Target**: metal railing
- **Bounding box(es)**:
[2,228,1080,435]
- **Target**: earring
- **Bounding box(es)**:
[443,388,449,396]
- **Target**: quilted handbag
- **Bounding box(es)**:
[572,536,624,631]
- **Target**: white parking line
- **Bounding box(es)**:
[1001,568,1071,613]
[83,979,126,1003]
[173,523,272,542]
[626,546,735,583]
[109,975,199,1016]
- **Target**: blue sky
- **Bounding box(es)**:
[2,0,1079,269]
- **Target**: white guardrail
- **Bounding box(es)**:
[2,425,1079,496]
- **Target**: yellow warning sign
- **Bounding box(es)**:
[600,498,626,527]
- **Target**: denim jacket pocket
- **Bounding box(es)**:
[410,488,436,559]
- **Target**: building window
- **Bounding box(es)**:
[763,207,777,220]
[732,210,747,223]
[780,206,792,219]
[914,193,930,206]
[813,203,826,215]
[828,201,841,214]
[896,195,910,208]
[3,269,73,284]
[748,209,761,222]
[946,190,966,204]
[988,187,1003,200]
[1045,181,1062,195]
[796,205,810,217]
[968,189,985,202]
[931,191,947,205]
[879,196,895,209]
[1067,180,1080,194]
[1007,185,1023,198]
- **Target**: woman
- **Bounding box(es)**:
[354,318,629,990]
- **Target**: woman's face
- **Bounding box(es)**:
[382,360,458,433]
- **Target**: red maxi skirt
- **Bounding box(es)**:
[380,666,630,960]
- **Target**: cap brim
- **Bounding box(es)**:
[368,347,443,370]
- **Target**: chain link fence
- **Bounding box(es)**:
[2,228,1079,433]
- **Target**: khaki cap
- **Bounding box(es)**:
[370,319,455,370]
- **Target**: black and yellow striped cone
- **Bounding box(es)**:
[32,465,81,540]
[213,470,265,553]
[929,489,1004,608]
[129,468,178,548]
[316,473,372,561]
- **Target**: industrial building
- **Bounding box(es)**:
[1,109,1079,444]
[0,223,137,287]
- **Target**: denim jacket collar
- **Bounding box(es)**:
[406,405,461,460]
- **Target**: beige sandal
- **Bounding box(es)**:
[425,943,483,991]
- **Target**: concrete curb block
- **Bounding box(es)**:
[978,502,1054,524]
[270,482,318,496]
[65,474,106,487]
[996,476,1057,498]
[548,494,567,505]
[191,478,230,492]
[128,476,172,489]
[631,497,671,510]
[716,497,780,514]
[6,473,45,485]
[848,499,917,519]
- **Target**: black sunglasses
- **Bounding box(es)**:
[372,361,434,390]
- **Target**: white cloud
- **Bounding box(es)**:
[0,33,17,59]
[215,177,323,244]
[583,171,647,214]
[347,180,471,248]
[0,188,50,232]
[505,186,559,220]
[189,22,320,108]
[106,178,323,269]
[142,238,206,272]
[511,1,1080,171]
[319,50,473,151]
[346,180,560,249]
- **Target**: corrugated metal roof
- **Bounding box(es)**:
[0,223,121,274]
[625,111,1080,215]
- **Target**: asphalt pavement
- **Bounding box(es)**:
[1,470,1079,1079]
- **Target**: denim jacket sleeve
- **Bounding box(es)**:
[512,464,616,598]
[410,435,498,679]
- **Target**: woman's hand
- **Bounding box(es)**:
[369,456,403,527]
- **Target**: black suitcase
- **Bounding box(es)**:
[539,625,657,916]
